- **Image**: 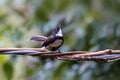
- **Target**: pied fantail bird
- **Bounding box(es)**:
[30,19,65,51]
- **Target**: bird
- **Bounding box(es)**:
[30,19,64,52]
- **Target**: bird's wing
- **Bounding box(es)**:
[30,35,47,41]
[41,36,55,47]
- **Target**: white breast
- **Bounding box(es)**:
[50,40,62,47]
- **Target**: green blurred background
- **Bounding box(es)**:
[0,0,120,80]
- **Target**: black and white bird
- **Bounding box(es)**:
[30,21,64,51]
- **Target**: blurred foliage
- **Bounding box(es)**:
[0,0,120,80]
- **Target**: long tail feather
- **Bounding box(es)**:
[30,36,47,41]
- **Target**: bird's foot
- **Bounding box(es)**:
[58,49,63,53]
[40,47,49,52]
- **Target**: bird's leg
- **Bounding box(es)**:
[58,49,62,53]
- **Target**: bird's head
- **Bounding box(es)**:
[52,18,65,37]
